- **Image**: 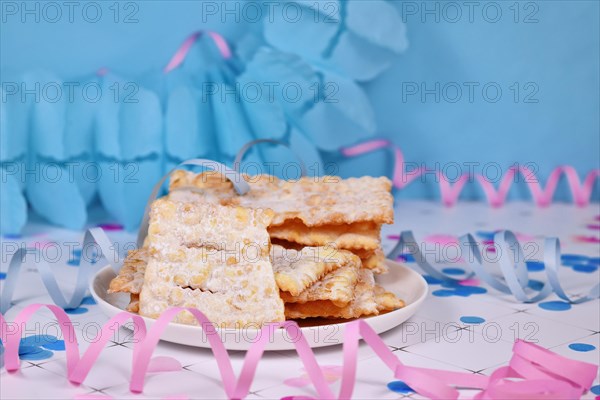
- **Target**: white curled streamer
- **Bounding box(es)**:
[387,230,599,303]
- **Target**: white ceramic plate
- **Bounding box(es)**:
[90,260,428,351]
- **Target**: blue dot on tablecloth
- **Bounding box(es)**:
[422,275,443,285]
[387,380,414,394]
[67,258,80,266]
[475,231,495,241]
[526,261,545,272]
[588,257,600,265]
[527,279,545,291]
[41,340,65,351]
[19,348,54,361]
[0,272,6,280]
[538,301,571,311]
[433,285,487,297]
[441,267,466,276]
[573,264,598,273]
[81,296,97,305]
[590,384,600,395]
[64,307,88,314]
[568,343,596,352]
[432,289,455,297]
[20,335,59,347]
[398,253,415,263]
[460,316,485,324]
[561,254,589,266]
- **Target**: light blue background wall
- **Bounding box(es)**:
[2,0,598,201]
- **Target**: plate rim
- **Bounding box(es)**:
[89,260,428,348]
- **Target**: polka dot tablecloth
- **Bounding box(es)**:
[1,202,599,399]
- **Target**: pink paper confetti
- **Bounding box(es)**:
[96,223,123,231]
[459,279,481,286]
[587,224,600,230]
[2,304,597,400]
[424,234,458,245]
[573,235,600,244]
[284,365,343,387]
[147,356,182,373]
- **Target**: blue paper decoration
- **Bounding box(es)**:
[0,0,407,233]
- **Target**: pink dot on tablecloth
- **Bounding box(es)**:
[424,234,458,245]
[459,279,480,286]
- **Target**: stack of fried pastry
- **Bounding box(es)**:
[168,170,393,274]
[108,171,403,325]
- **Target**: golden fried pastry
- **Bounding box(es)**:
[280,258,361,307]
[272,244,356,296]
[138,198,284,328]
[168,170,394,227]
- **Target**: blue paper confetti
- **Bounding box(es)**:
[573,264,598,273]
[41,340,66,351]
[460,316,485,324]
[568,343,596,352]
[387,380,414,394]
[527,279,545,291]
[432,285,487,298]
[0,272,6,280]
[441,267,466,276]
[475,231,496,241]
[64,307,88,314]
[422,275,444,285]
[397,253,415,263]
[561,254,590,266]
[14,335,66,361]
[538,301,572,311]
[67,258,80,266]
[526,261,545,272]
[80,296,97,305]
[19,348,54,361]
[20,334,59,347]
[590,384,600,395]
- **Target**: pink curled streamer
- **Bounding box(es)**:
[163,30,232,73]
[1,304,597,399]
[340,139,600,207]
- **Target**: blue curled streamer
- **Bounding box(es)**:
[1,159,247,314]
[2,155,598,313]
[0,228,118,314]
[233,138,308,177]
[135,158,248,247]
[387,231,600,303]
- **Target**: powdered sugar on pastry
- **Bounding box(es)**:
[139,198,284,328]
[108,248,148,294]
[168,170,394,227]
[280,258,361,307]
[271,244,354,296]
[284,269,380,319]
